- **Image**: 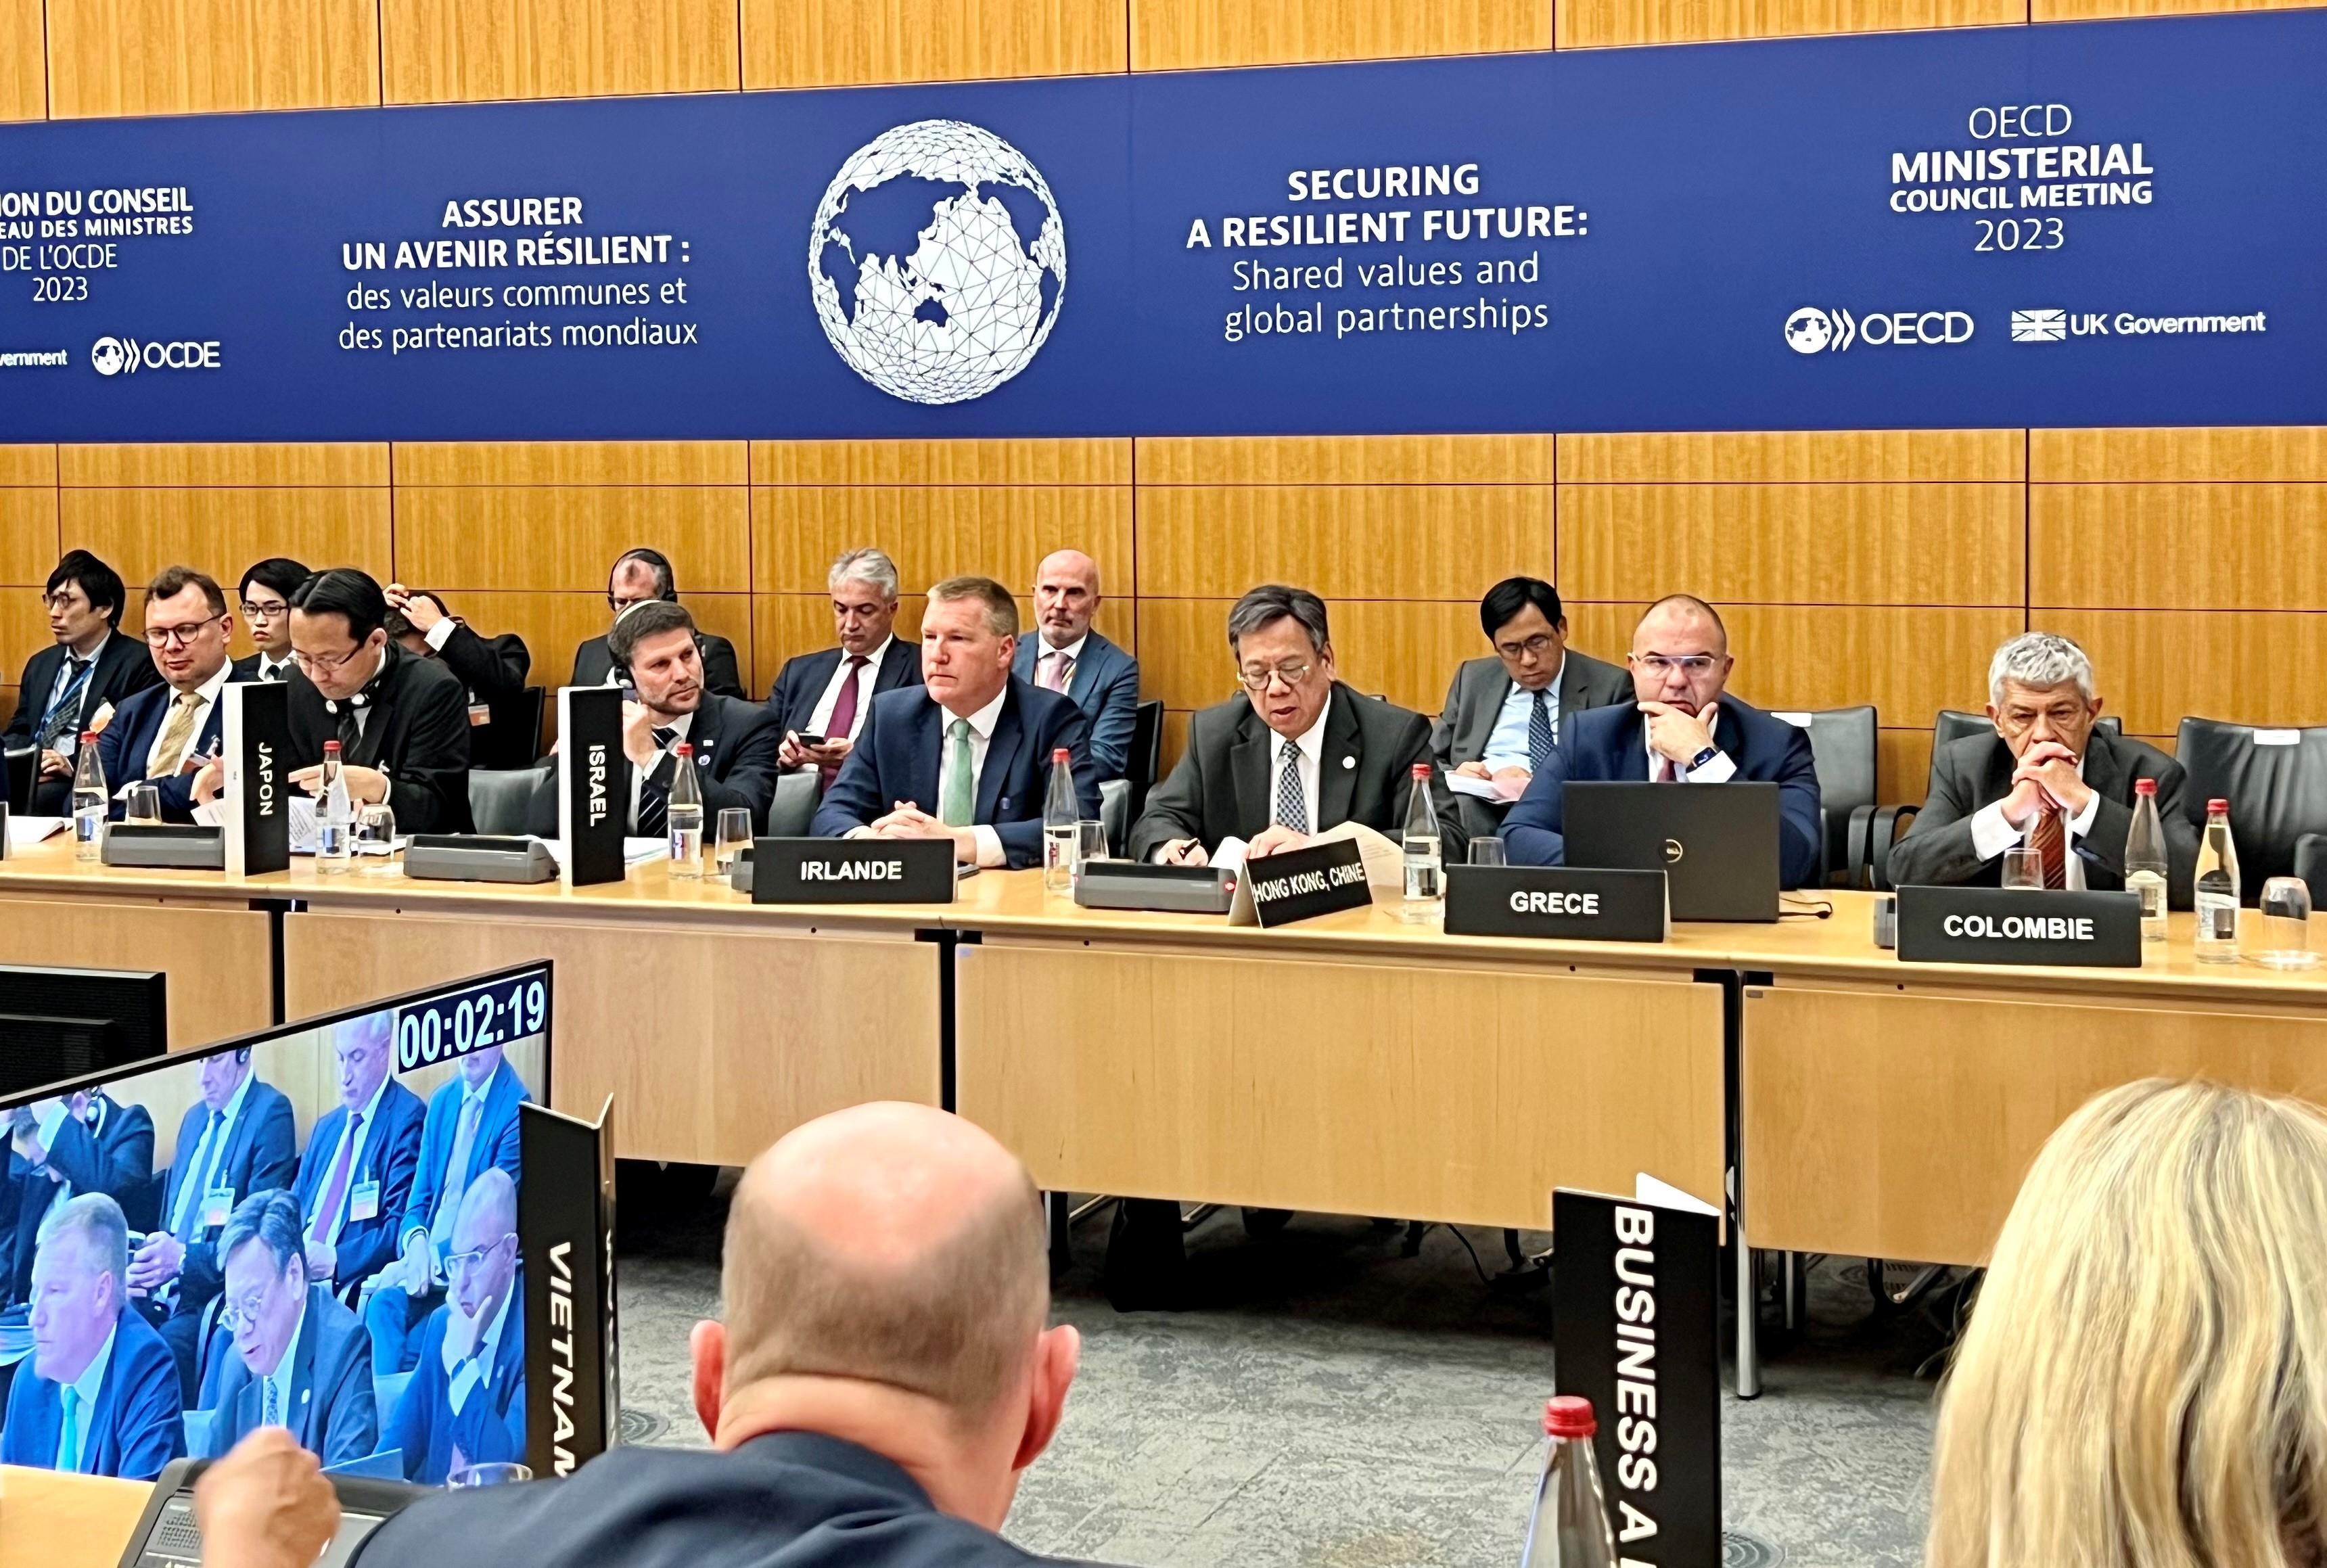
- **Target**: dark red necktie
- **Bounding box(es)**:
[820,655,869,788]
[2031,805,2068,889]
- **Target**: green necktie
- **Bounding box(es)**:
[940,718,974,827]
[58,1386,80,1472]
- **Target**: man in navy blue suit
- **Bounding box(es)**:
[361,1044,530,1375]
[1501,594,1824,889]
[96,566,239,823]
[204,1191,377,1467]
[811,576,1101,870]
[292,1012,425,1308]
[126,1046,298,1400]
[2,1088,155,1315]
[1011,549,1141,782]
[766,547,923,789]
[0,1193,183,1478]
[382,1168,525,1484]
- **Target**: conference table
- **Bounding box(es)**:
[6,834,2326,1388]
[0,1467,149,1568]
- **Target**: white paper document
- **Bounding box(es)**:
[4,815,70,850]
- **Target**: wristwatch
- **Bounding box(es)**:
[1686,745,1720,775]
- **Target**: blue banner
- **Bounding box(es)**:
[0,10,2320,439]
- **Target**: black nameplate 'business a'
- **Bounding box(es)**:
[1246,837,1371,929]
[1895,885,2142,968]
[222,678,291,877]
[750,836,957,904]
[557,686,626,887]
[1552,1189,1722,1568]
[1444,864,1669,942]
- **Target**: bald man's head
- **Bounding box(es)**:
[718,1104,1049,1424]
[1032,551,1101,651]
[1629,593,1734,709]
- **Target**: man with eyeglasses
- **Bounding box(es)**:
[1501,593,1824,887]
[229,558,310,683]
[381,1166,525,1485]
[1128,583,1460,867]
[204,1189,378,1467]
[95,567,239,824]
[569,547,745,699]
[1431,576,1632,837]
[2,550,161,814]
[766,547,923,786]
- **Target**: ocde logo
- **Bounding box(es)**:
[88,336,223,376]
[1783,306,1973,354]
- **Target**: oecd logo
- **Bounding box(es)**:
[808,120,1067,406]
[89,336,131,376]
[88,335,221,375]
[1783,306,1971,353]
[1782,307,1838,355]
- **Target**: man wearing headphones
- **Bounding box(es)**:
[568,549,745,699]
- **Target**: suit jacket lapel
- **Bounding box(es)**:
[288,1292,324,1446]
[977,689,1024,822]
[1458,663,1506,760]
[1230,708,1270,837]
[1318,689,1362,829]
[689,697,724,778]
[878,641,917,693]
[2080,729,2126,799]
[911,697,945,813]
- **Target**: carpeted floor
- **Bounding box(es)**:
[612,1177,1950,1568]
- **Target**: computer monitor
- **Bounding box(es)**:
[0,961,598,1490]
[1563,781,1782,922]
[0,965,168,1097]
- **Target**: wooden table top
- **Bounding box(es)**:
[0,1467,151,1568]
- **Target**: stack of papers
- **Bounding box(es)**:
[4,815,70,850]
[1446,772,1529,803]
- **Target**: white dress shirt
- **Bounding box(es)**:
[43,632,109,758]
[54,1322,118,1471]
[626,710,694,833]
[936,686,1011,869]
[32,1097,106,1203]
[1647,708,1737,783]
[262,1291,310,1429]
[308,1073,393,1248]
[252,651,294,681]
[1032,633,1088,696]
[170,1067,255,1239]
[1270,694,1332,835]
[141,662,232,780]
[807,636,893,741]
[1481,653,1566,772]
[1968,752,2101,889]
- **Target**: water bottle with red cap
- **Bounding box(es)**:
[1519,1395,1617,1568]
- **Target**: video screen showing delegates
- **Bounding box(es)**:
[0,963,550,1485]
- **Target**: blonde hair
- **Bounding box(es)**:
[1927,1078,2327,1568]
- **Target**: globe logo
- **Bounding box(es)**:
[1782,308,1833,356]
[89,336,130,376]
[808,120,1067,406]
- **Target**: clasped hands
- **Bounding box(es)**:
[859,802,977,861]
[2001,739,2092,828]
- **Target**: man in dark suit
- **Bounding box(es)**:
[1893,632,2198,899]
[2,1088,156,1315]
[361,1045,530,1375]
[204,569,474,835]
[568,548,744,699]
[0,1193,183,1479]
[1128,583,1462,866]
[97,567,239,824]
[384,586,536,769]
[1501,594,1824,889]
[292,1012,426,1308]
[200,1103,1084,1568]
[204,1191,377,1467]
[528,600,781,837]
[126,1046,298,1400]
[811,576,1100,870]
[3,550,163,813]
[1012,549,1140,782]
[381,1169,525,1484]
[1432,576,1631,838]
[766,547,922,789]
[229,558,310,683]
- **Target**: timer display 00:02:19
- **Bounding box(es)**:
[394,975,548,1071]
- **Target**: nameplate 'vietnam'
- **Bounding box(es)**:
[1444,865,1668,942]
[1247,837,1371,929]
[1895,885,2142,967]
[749,836,957,905]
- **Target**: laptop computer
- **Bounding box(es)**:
[1563,781,1782,922]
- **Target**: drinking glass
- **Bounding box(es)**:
[124,785,162,827]
[354,804,398,874]
[1070,819,1108,889]
[1469,838,1508,868]
[446,1462,532,1488]
[2254,876,2318,969]
[1999,845,2043,891]
[713,808,754,883]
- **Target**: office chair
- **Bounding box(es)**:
[766,770,820,837]
[1127,699,1165,820]
[471,687,547,770]
[2176,717,2327,905]
[3,737,33,808]
[1099,778,1131,857]
[1784,706,1876,886]
[467,765,553,836]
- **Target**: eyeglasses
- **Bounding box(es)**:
[143,617,225,649]
[293,645,365,676]
[1496,633,1559,660]
[1237,662,1315,692]
[446,1233,516,1277]
[1631,653,1720,676]
[39,591,87,614]
[607,594,658,613]
[240,599,289,620]
[218,1282,279,1333]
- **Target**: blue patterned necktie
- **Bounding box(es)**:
[1274,739,1308,833]
[1527,690,1554,775]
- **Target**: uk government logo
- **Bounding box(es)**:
[808,120,1066,406]
[90,335,222,375]
[1784,306,1973,354]
[2009,307,2268,343]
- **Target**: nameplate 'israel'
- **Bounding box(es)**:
[1444,865,1669,942]
[1247,837,1371,929]
[1896,885,2141,968]
[750,836,956,905]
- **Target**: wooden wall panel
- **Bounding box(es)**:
[750,486,1136,597]
[382,0,741,103]
[2031,484,2327,611]
[46,0,382,117]
[2048,611,2327,734]
[0,596,49,727]
[2035,0,2322,20]
[60,488,394,593]
[1140,484,1553,601]
[0,0,45,119]
[60,443,390,487]
[754,439,1131,486]
[394,440,746,486]
[1559,430,2023,484]
[1138,597,1479,716]
[394,486,752,592]
[0,489,62,589]
[455,588,756,689]
[1137,435,1553,486]
[0,446,56,488]
[1132,0,1549,69]
[1557,0,2019,47]
[742,0,1126,88]
[2032,427,2327,483]
[1559,483,2021,607]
